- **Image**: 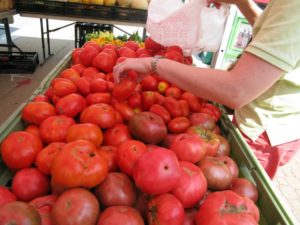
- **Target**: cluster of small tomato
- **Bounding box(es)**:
[0,37,260,225]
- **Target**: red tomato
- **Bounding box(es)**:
[80,103,116,129]
[52,188,100,225]
[116,140,147,177]
[163,96,182,118]
[112,78,137,101]
[93,52,116,73]
[123,40,139,51]
[179,99,190,117]
[197,156,233,191]
[22,101,56,125]
[1,131,43,171]
[59,68,81,83]
[86,92,112,105]
[73,77,90,96]
[147,193,185,225]
[170,133,206,164]
[229,178,259,203]
[165,51,184,63]
[39,115,75,143]
[83,41,102,52]
[217,155,239,179]
[113,102,135,122]
[166,45,183,55]
[66,123,103,146]
[189,113,216,131]
[55,93,87,118]
[97,145,118,172]
[141,75,158,91]
[29,194,58,225]
[165,87,182,100]
[51,140,108,188]
[167,116,191,134]
[128,92,142,108]
[94,172,137,207]
[171,161,207,208]
[149,104,171,124]
[103,123,132,147]
[181,92,202,112]
[102,48,118,61]
[32,94,49,102]
[97,206,144,225]
[202,103,222,121]
[24,124,40,137]
[195,190,260,225]
[133,147,181,195]
[81,66,100,80]
[0,186,17,207]
[72,48,82,64]
[90,78,108,93]
[52,78,77,98]
[35,142,65,175]
[144,37,163,52]
[119,47,137,58]
[0,201,41,225]
[79,45,99,67]
[12,168,50,202]
[141,91,156,111]
[71,63,86,74]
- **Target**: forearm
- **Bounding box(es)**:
[236,0,263,26]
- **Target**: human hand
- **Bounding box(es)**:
[113,57,152,83]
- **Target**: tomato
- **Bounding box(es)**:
[129,112,167,145]
[74,77,91,96]
[141,75,158,91]
[142,91,156,111]
[72,48,82,64]
[22,101,56,125]
[71,63,86,74]
[1,131,43,171]
[170,133,206,164]
[149,104,171,124]
[35,142,65,175]
[0,186,17,207]
[184,55,193,65]
[66,123,103,146]
[79,45,99,67]
[171,161,207,208]
[24,124,40,137]
[195,190,260,225]
[86,92,112,105]
[113,78,137,101]
[90,78,108,93]
[55,93,87,118]
[94,172,136,207]
[133,146,181,195]
[116,140,147,177]
[167,116,191,134]
[12,168,50,202]
[97,206,144,225]
[113,102,135,121]
[165,86,182,99]
[181,92,202,112]
[144,37,163,52]
[128,92,142,108]
[32,94,49,102]
[197,156,233,191]
[39,115,75,144]
[0,201,41,225]
[184,208,197,225]
[189,113,216,131]
[52,188,100,225]
[157,81,170,94]
[123,40,139,51]
[97,145,118,172]
[179,99,190,117]
[102,48,118,61]
[59,68,81,83]
[52,78,77,98]
[160,133,177,148]
[163,96,182,118]
[217,155,239,179]
[93,52,116,73]
[81,66,100,80]
[119,47,137,58]
[29,194,58,225]
[51,140,108,188]
[166,45,183,55]
[147,193,185,225]
[103,123,132,147]
[229,178,259,203]
[83,41,102,52]
[80,103,116,129]
[202,103,222,122]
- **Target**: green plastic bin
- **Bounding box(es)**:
[0,51,298,225]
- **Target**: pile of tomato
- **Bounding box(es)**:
[0,37,260,225]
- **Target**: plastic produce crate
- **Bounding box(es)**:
[0,51,39,74]
[0,52,298,225]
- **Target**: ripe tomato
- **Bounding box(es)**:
[178,99,190,117]
[59,68,81,83]
[123,40,139,51]
[80,103,116,129]
[32,94,49,102]
[97,145,118,172]
[79,45,99,67]
[94,172,137,207]
[189,113,216,131]
[142,91,156,111]
[93,52,116,73]
[163,97,182,118]
[0,201,41,225]
[217,155,239,179]
[97,206,144,225]
[116,140,147,177]
[71,63,86,74]
[52,78,77,98]
[165,87,182,99]
[51,140,108,188]
[55,93,87,118]
[149,104,171,124]
[133,146,181,195]
[74,77,91,96]
[195,190,260,225]
[24,124,40,137]
[39,115,75,143]
[103,123,131,147]
[12,167,50,202]
[86,93,112,105]
[52,188,100,225]
[81,66,100,80]
[167,116,191,134]
[118,47,137,58]
[181,92,202,112]
[66,123,103,147]
[229,178,259,203]
[141,75,158,91]
[144,37,163,52]
[171,161,207,208]
[147,193,185,225]
[83,41,102,52]
[113,102,135,122]
[90,78,108,93]
[35,142,65,175]
[22,101,56,125]
[112,78,137,101]
[1,131,43,170]
[0,186,17,207]
[170,133,206,164]
[128,92,142,108]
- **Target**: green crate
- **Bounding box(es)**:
[0,51,298,225]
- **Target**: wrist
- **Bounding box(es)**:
[151,56,165,75]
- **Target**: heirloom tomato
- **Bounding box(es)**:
[0,186,17,207]
[103,123,131,147]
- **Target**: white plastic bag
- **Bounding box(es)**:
[146,0,229,55]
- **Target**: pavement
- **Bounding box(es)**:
[1,14,300,225]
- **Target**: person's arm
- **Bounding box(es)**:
[113,53,283,109]
[208,0,263,25]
